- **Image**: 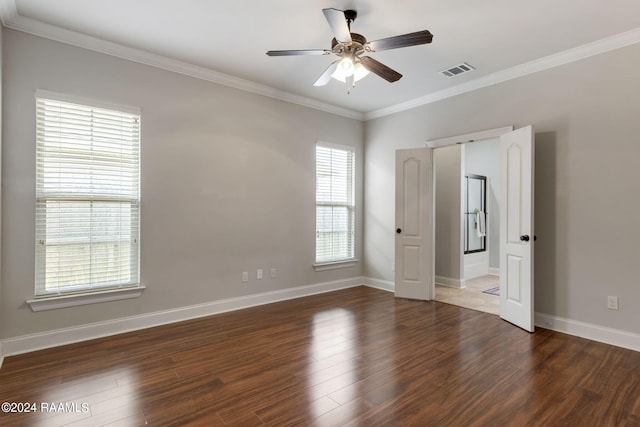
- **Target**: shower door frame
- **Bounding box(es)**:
[464,174,487,255]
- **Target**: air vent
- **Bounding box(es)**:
[440,62,475,78]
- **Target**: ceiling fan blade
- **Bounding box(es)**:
[313,60,339,86]
[360,56,402,82]
[322,8,352,43]
[266,49,330,56]
[366,30,433,52]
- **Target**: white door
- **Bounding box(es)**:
[499,126,535,332]
[395,148,432,300]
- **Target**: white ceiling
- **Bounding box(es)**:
[2,0,640,118]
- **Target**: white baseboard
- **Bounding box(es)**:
[488,268,500,276]
[363,277,394,292]
[362,280,638,353]
[435,275,466,288]
[535,312,640,353]
[1,277,363,357]
[4,280,637,360]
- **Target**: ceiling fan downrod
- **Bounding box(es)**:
[344,9,357,31]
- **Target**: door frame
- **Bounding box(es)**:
[425,126,513,300]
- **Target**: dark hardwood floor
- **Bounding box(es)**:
[1,286,639,426]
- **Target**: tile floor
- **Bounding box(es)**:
[435,274,500,315]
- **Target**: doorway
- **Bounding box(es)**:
[432,138,501,315]
[395,125,535,331]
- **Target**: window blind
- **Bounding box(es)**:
[315,143,355,263]
[35,94,140,296]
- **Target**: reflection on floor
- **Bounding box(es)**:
[435,274,500,315]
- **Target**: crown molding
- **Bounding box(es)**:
[0,1,365,121]
[2,0,639,123]
[0,0,17,25]
[364,27,640,121]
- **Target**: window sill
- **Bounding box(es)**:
[27,286,146,312]
[313,259,359,271]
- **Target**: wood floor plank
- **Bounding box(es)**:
[1,286,638,426]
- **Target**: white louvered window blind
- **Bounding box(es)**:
[35,93,140,297]
[315,143,355,264]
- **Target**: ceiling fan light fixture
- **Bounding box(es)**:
[354,62,370,81]
[335,57,355,78]
[332,61,369,82]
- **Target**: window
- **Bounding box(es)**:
[315,143,356,265]
[35,92,140,298]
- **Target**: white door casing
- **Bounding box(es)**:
[499,125,535,332]
[395,148,432,300]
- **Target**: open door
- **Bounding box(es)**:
[395,148,432,300]
[499,126,535,332]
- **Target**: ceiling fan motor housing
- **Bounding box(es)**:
[331,33,367,52]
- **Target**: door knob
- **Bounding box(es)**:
[520,235,530,242]
[396,228,402,234]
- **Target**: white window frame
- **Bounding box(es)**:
[28,90,144,311]
[314,142,358,270]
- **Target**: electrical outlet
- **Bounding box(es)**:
[242,272,248,283]
[257,269,263,280]
[607,296,618,310]
[270,268,277,279]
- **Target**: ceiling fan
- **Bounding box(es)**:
[266,8,433,93]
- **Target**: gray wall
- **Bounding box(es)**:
[464,138,500,269]
[1,29,363,339]
[364,42,640,334]
[3,25,640,344]
[434,145,462,281]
